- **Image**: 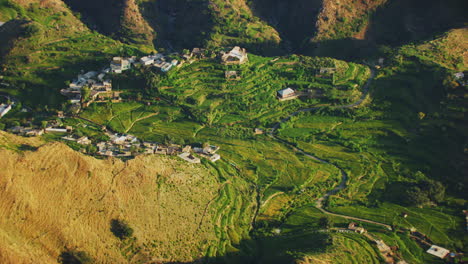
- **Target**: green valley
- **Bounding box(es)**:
[0,1,467,264]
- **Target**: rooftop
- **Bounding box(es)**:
[278,88,295,97]
[426,245,450,259]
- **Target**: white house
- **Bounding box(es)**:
[210,154,221,162]
[150,54,164,60]
[83,71,98,79]
[426,245,450,259]
[277,88,295,99]
[221,46,248,65]
[454,72,464,79]
[111,135,127,145]
[178,152,201,164]
[77,136,91,145]
[98,73,106,81]
[110,57,132,73]
[0,104,12,118]
[140,56,155,66]
[45,128,68,133]
[161,62,173,73]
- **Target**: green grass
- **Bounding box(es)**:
[0,0,18,21]
[0,3,143,109]
[152,55,370,128]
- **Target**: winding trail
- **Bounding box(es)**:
[268,67,392,230]
[124,112,159,133]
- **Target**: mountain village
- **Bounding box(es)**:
[3,47,251,164]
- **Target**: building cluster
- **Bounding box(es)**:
[60,53,181,112]
[221,46,248,65]
[9,126,44,137]
[60,69,120,111]
[111,53,179,74]
[96,133,140,157]
[9,121,73,137]
[62,135,92,145]
[347,222,366,234]
[94,130,221,163]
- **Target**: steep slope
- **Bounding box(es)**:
[314,0,388,41]
[0,0,141,109]
[367,0,468,46]
[0,19,29,61]
[309,0,468,59]
[0,131,226,263]
[139,0,281,53]
[120,0,155,45]
[398,27,468,71]
[63,0,154,46]
[250,0,322,49]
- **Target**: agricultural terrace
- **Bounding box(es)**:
[78,50,468,263]
[155,54,369,127]
[274,55,467,263]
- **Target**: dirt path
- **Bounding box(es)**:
[268,67,393,230]
[124,112,159,133]
[261,191,284,207]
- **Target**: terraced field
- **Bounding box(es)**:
[155,54,370,127]
[304,233,382,264]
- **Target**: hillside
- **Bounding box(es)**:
[63,0,154,45]
[2,0,466,58]
[0,1,467,263]
[0,0,144,108]
[0,131,233,263]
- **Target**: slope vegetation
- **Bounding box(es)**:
[0,131,229,263]
[63,0,154,45]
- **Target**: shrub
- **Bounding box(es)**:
[318,216,334,228]
[110,219,133,239]
[23,22,42,38]
[58,250,92,264]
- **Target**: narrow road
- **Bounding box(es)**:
[269,67,392,230]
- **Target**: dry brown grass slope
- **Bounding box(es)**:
[0,131,222,263]
[120,0,155,45]
[314,0,388,41]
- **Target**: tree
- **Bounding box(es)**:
[58,250,92,264]
[0,123,5,130]
[41,121,48,129]
[10,121,20,128]
[75,130,84,137]
[81,86,90,102]
[318,217,334,229]
[110,219,134,240]
[23,22,42,37]
[405,186,430,207]
[136,92,143,101]
[130,145,139,154]
[419,179,445,203]
[86,144,97,154]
